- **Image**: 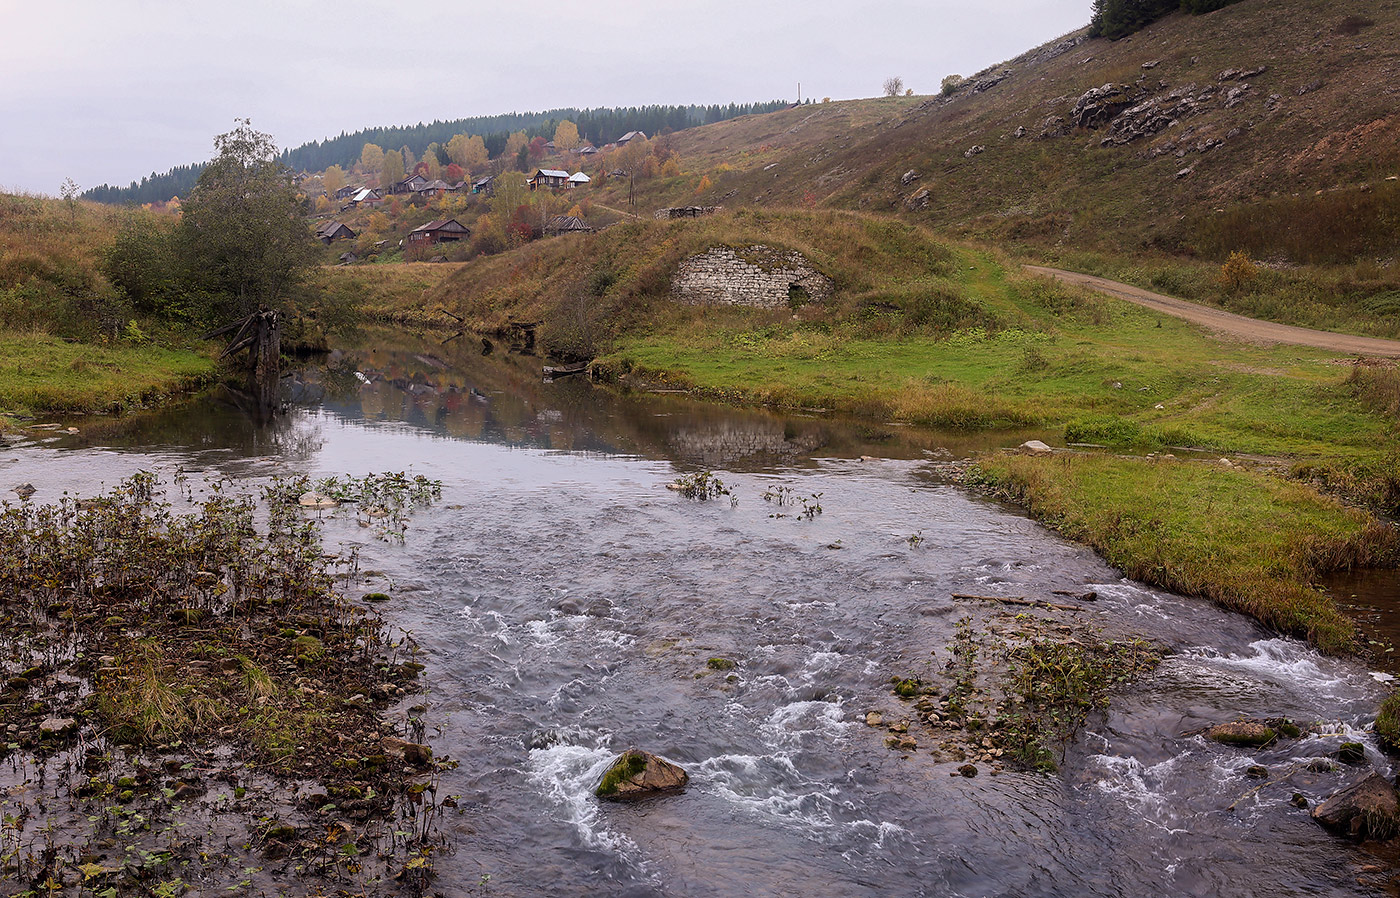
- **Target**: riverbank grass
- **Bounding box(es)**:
[606,250,1396,463]
[0,329,214,423]
[970,454,1400,654]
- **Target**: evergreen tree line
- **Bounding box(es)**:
[1089,0,1243,40]
[83,163,205,206]
[83,101,788,205]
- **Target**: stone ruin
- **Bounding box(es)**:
[655,205,721,220]
[670,245,834,309]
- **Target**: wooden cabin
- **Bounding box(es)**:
[528,169,570,190]
[407,219,471,246]
[544,215,593,236]
[315,220,357,243]
[393,174,429,194]
[566,172,591,188]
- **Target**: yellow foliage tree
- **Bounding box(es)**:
[554,120,581,153]
[368,211,390,234]
[504,131,528,162]
[661,158,681,178]
[323,165,346,196]
[314,194,331,213]
[359,143,383,172]
[566,204,584,218]
[695,175,711,195]
[448,134,490,171]
[380,150,405,189]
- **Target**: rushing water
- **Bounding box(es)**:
[3,331,1397,897]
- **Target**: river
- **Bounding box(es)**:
[2,330,1395,896]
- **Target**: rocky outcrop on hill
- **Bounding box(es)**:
[1072,83,1143,129]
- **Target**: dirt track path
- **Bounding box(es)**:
[1024,265,1400,358]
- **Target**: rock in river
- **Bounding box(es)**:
[595,749,689,801]
[298,490,340,509]
[1312,772,1400,841]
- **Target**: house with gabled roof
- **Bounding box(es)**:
[406,219,471,246]
[617,130,647,145]
[544,215,592,236]
[315,220,357,243]
[566,172,591,188]
[418,179,451,198]
[393,174,429,194]
[471,176,495,195]
[528,169,570,190]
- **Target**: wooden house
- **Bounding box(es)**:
[334,184,360,200]
[544,215,592,236]
[315,220,357,243]
[472,176,495,195]
[419,179,451,198]
[617,130,647,146]
[528,169,570,190]
[407,219,471,246]
[566,172,591,188]
[393,174,429,195]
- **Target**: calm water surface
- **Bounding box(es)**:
[3,331,1396,897]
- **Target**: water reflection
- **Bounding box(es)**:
[52,328,1048,470]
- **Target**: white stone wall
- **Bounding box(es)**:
[670,245,834,309]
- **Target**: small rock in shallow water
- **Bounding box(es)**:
[864,711,883,727]
[595,749,689,800]
[298,491,339,509]
[12,483,35,499]
[1336,742,1367,765]
[1246,765,1269,778]
[956,764,978,777]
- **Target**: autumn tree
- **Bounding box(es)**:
[359,143,384,173]
[380,149,405,189]
[503,131,528,170]
[176,119,315,321]
[447,133,490,172]
[445,163,464,183]
[60,177,80,221]
[883,75,904,97]
[527,137,548,163]
[400,146,416,173]
[554,120,581,153]
[323,164,346,196]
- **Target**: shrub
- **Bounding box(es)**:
[1217,250,1259,294]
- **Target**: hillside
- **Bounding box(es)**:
[589,0,1398,263]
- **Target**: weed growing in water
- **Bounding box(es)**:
[761,484,824,520]
[994,633,1163,771]
[671,471,731,501]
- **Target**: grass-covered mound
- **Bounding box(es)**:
[376,208,981,359]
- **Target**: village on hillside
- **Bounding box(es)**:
[291,127,662,265]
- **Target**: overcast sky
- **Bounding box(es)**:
[1,0,1093,196]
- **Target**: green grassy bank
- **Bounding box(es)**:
[970,454,1399,655]
[0,330,215,426]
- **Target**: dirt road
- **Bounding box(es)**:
[1024,265,1400,358]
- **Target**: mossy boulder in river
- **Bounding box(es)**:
[1312,772,1400,841]
[595,749,689,801]
[1203,717,1302,748]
